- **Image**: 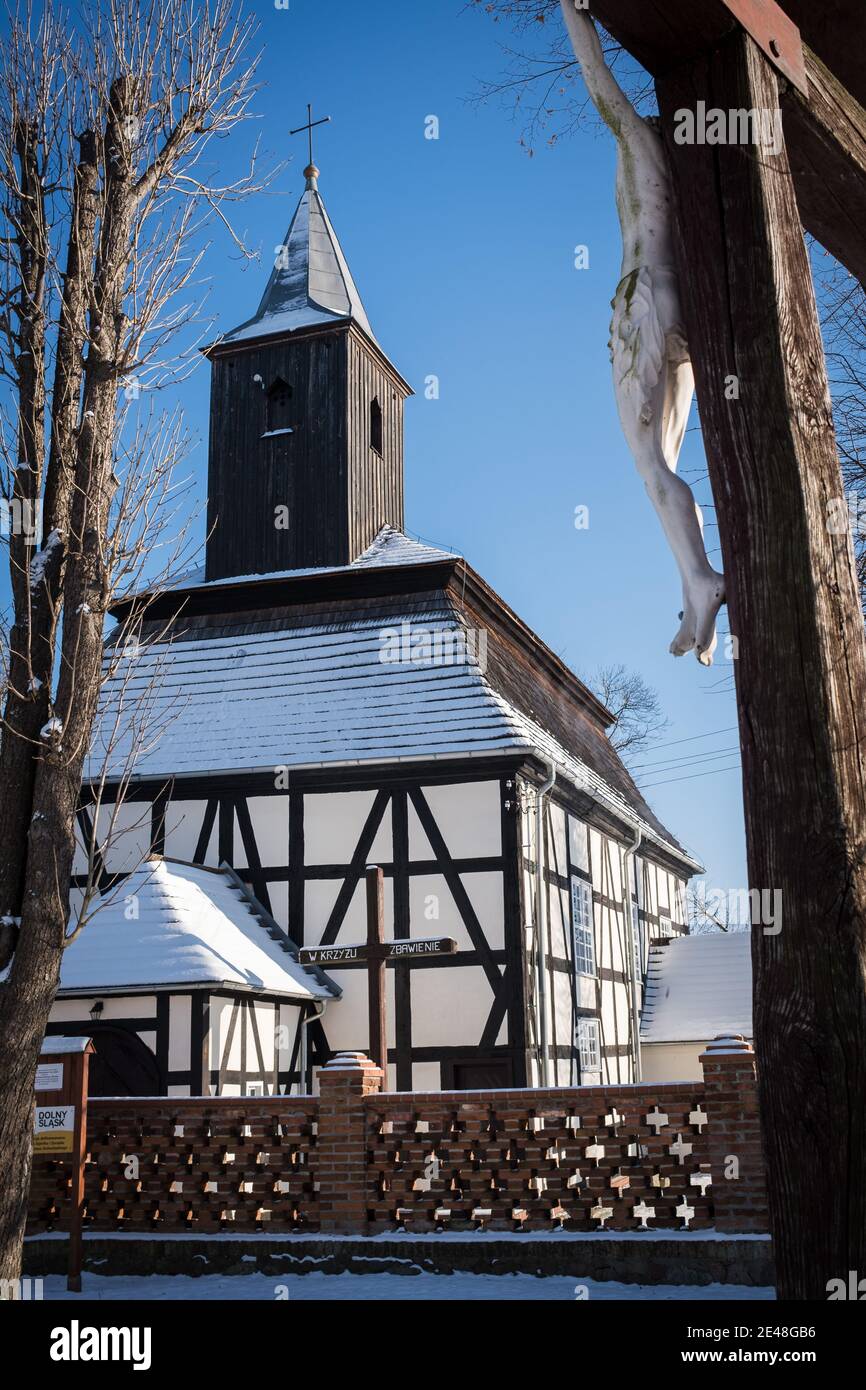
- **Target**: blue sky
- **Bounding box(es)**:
[6,0,748,891]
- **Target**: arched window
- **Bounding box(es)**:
[263,377,293,437]
[370,396,383,455]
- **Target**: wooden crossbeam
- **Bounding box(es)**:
[590,1,866,284]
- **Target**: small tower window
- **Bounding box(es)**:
[370,396,383,455]
[263,377,293,438]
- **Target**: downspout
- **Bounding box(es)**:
[534,759,557,1087]
[623,824,643,1083]
[299,999,327,1096]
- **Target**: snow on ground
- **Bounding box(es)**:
[40,1272,775,1301]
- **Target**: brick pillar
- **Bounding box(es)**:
[700,1034,768,1233]
[317,1052,382,1234]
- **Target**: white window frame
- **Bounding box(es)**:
[631,898,642,977]
[570,875,596,977]
[576,1017,601,1073]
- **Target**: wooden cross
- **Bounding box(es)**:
[298,865,458,1077]
[290,102,332,169]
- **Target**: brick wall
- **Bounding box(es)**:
[27,1037,766,1238]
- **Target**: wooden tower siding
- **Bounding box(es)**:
[205,324,409,581]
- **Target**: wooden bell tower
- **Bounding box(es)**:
[204,150,412,582]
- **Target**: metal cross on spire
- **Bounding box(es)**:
[290,102,332,180]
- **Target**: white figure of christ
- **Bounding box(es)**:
[561,1,725,665]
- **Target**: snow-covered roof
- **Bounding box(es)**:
[640,933,752,1044]
[217,169,378,348]
[59,860,336,1000]
[90,588,700,870]
[141,527,457,598]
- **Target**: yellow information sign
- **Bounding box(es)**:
[33,1105,75,1154]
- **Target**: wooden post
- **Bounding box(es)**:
[365,865,388,1084]
[33,1038,94,1293]
[655,28,866,1298]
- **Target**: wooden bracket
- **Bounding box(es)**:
[718,0,808,96]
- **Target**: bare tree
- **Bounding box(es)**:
[0,0,268,1287]
[466,0,652,153]
[817,259,866,606]
[584,663,668,759]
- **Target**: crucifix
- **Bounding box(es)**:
[299,865,458,1077]
[289,102,332,173]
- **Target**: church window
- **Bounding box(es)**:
[576,1017,601,1074]
[370,396,383,455]
[263,377,294,438]
[571,875,596,977]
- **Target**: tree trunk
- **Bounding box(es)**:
[0,131,98,970]
[656,31,866,1299]
[0,85,137,1287]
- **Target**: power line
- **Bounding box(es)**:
[640,762,742,791]
[638,724,738,752]
[631,744,740,772]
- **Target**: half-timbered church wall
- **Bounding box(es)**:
[48,157,702,1098]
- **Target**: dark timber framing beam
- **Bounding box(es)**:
[615,14,866,1298]
[590,0,866,285]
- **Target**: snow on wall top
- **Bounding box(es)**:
[128,527,457,600]
[217,175,378,348]
[640,932,752,1044]
[59,860,334,1000]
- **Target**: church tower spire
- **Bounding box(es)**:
[203,130,412,582]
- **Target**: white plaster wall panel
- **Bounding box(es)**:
[520,791,537,863]
[208,996,234,1071]
[522,868,535,927]
[168,994,191,1072]
[221,1083,242,1097]
[276,1003,298,1072]
[319,970,396,1051]
[137,1030,157,1055]
[412,1062,441,1091]
[548,802,569,880]
[589,828,604,889]
[548,884,570,964]
[164,801,215,864]
[167,1084,191,1097]
[406,871,505,951]
[410,966,493,1048]
[407,798,436,861]
[304,876,394,948]
[408,875,468,949]
[463,872,505,952]
[246,795,289,868]
[420,781,501,860]
[568,815,590,874]
[576,975,597,1011]
[268,881,289,933]
[606,836,624,902]
[251,1001,277,1071]
[50,996,157,1022]
[641,1041,704,1082]
[658,869,671,912]
[303,790,391,867]
[95,801,153,874]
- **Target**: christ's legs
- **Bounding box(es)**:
[613,289,724,664]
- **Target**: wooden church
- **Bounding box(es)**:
[48,150,701,1097]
